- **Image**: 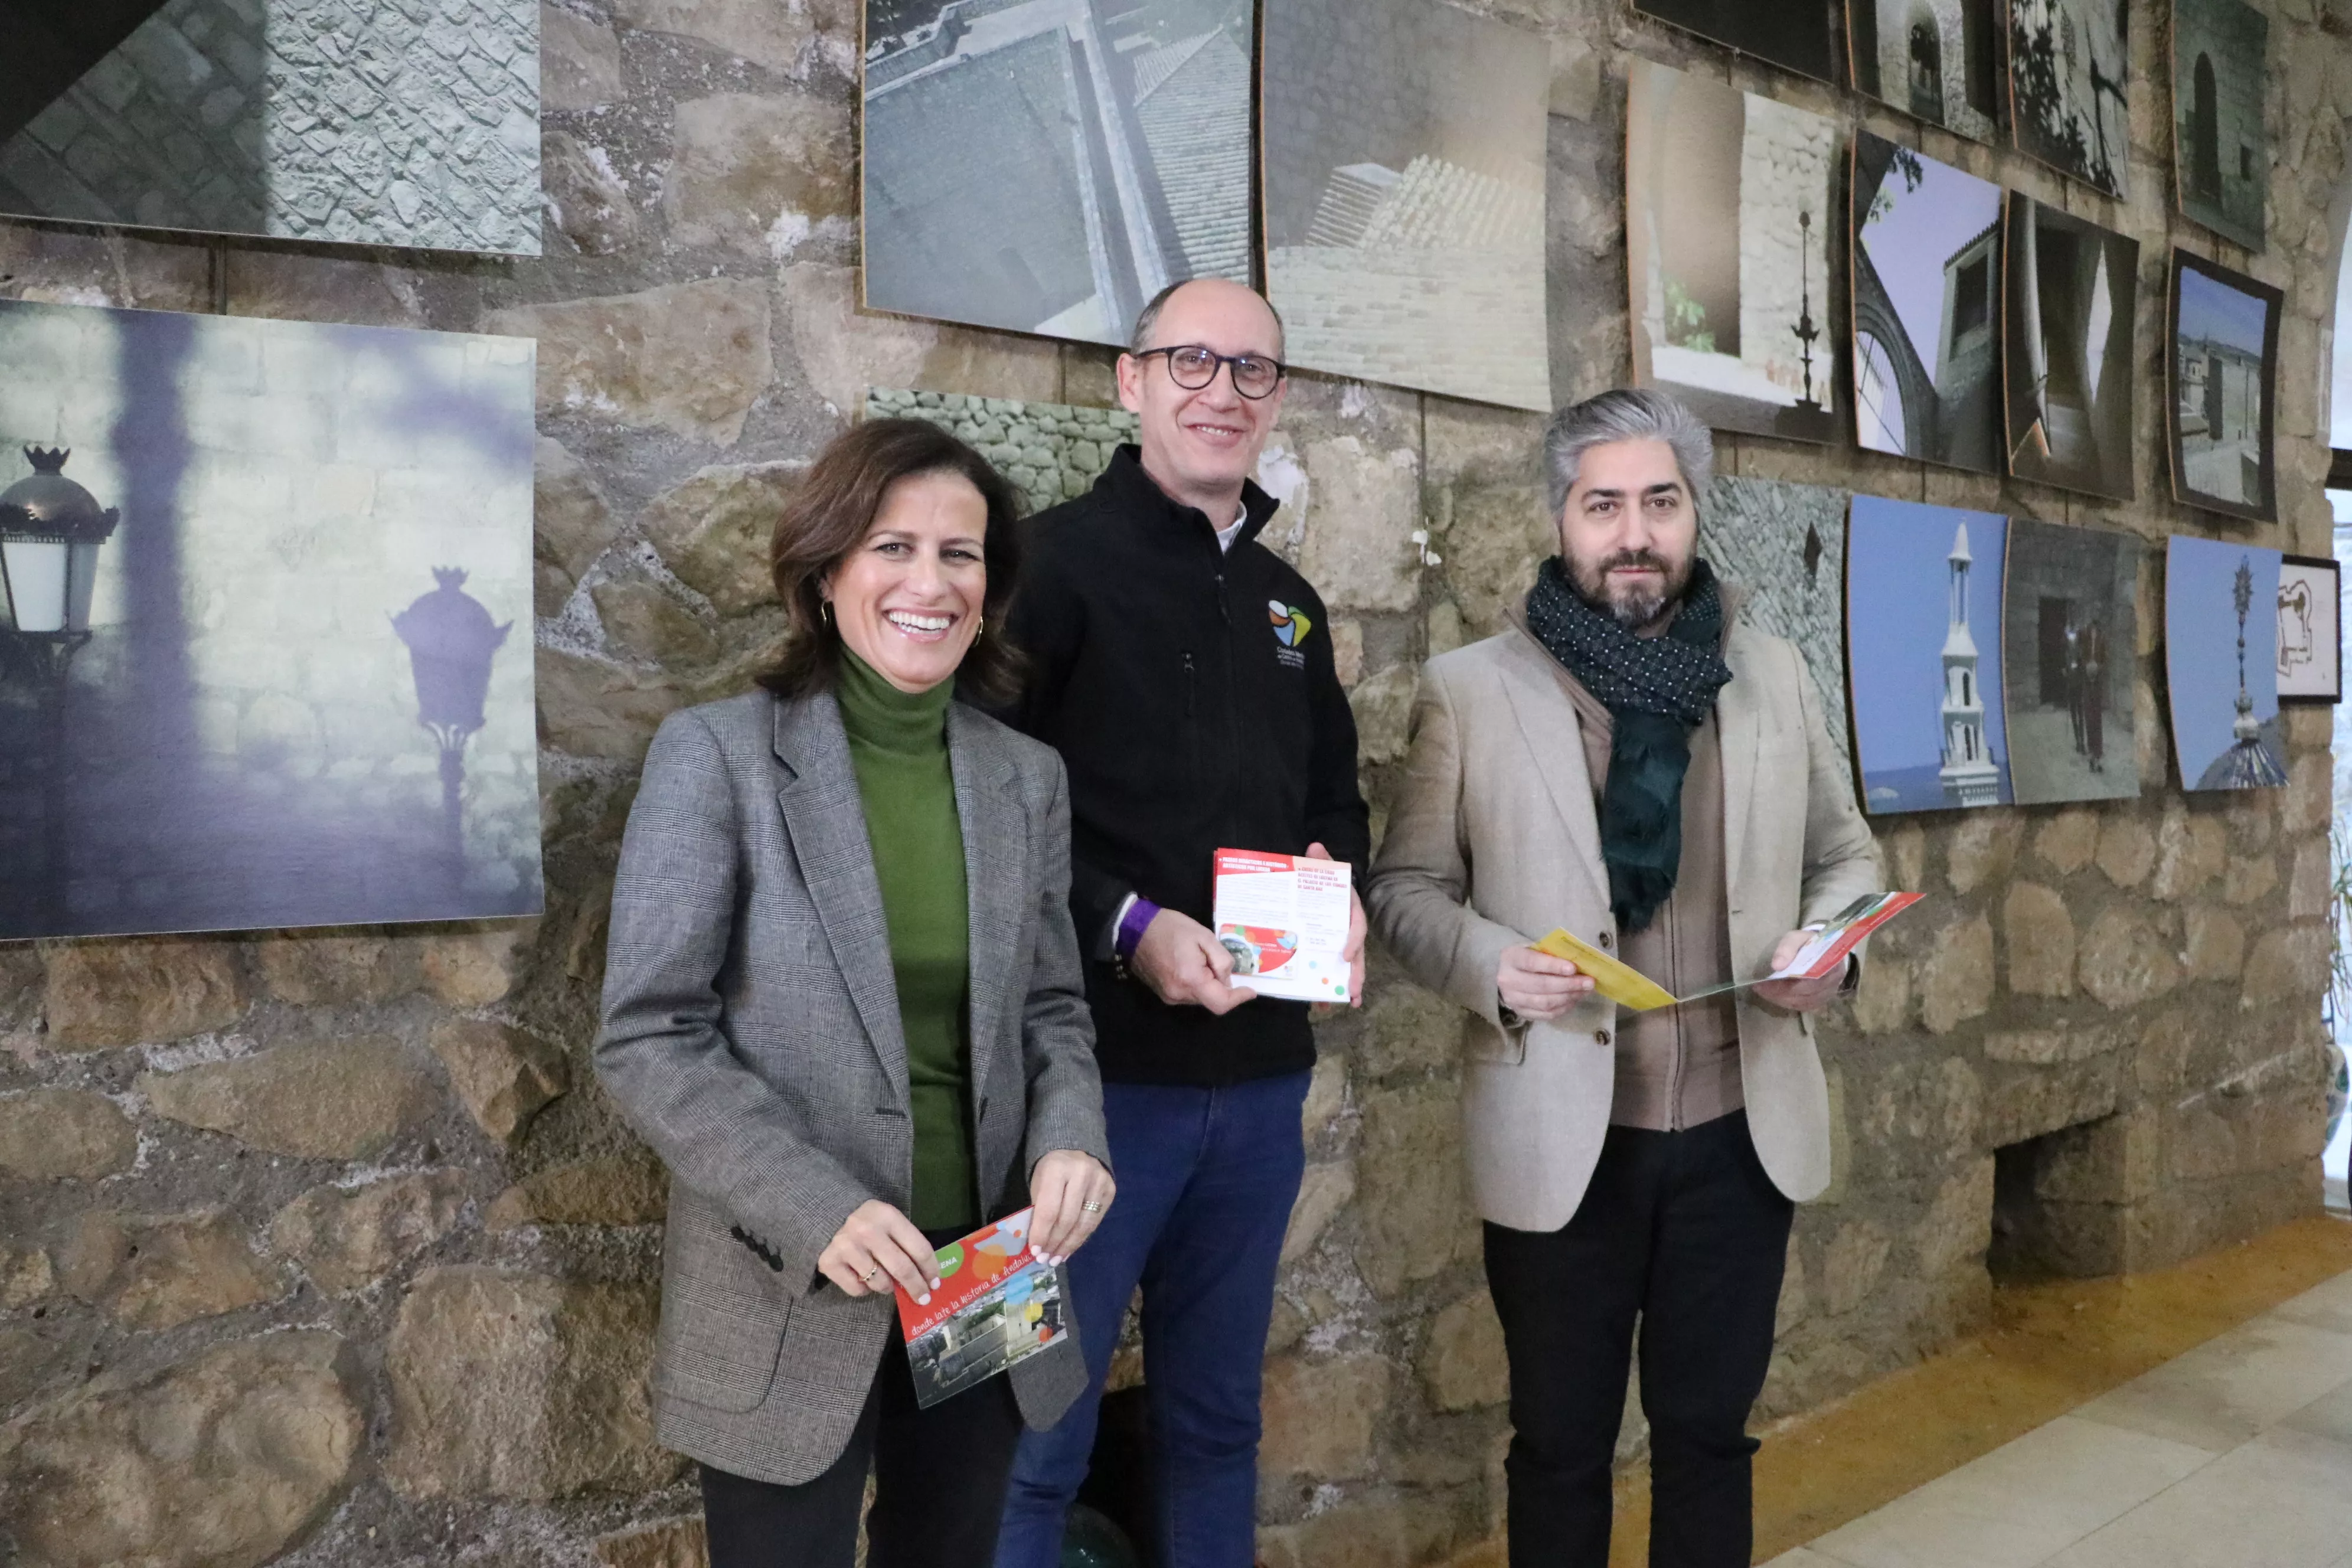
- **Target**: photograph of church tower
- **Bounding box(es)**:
[2167,534,2288,790]
[1846,495,2013,814]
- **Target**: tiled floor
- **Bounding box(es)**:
[1765,1268,2352,1568]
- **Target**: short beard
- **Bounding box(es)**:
[1568,548,1694,631]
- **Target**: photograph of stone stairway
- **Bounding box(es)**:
[2003,195,2139,499]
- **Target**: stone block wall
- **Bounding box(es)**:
[1,1,2347,1565]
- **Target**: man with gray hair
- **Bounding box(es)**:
[1367,387,1879,1566]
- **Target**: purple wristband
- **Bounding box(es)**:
[1115,897,1162,961]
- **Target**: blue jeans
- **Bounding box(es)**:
[995,1070,1311,1568]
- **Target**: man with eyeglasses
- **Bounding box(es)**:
[993,276,1370,1568]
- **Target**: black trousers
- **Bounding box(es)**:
[1484,1110,1795,1568]
[701,1334,1024,1568]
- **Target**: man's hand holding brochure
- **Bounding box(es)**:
[1533,891,1922,1013]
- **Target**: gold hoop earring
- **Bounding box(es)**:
[975,615,985,637]
[819,599,834,626]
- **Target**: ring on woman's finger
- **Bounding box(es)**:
[862,1266,884,1286]
[1080,1200,1103,1213]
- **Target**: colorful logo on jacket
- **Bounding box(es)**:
[1268,600,1312,647]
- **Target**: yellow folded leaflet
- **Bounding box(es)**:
[1534,929,1680,1011]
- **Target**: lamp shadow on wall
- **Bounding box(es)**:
[0,303,541,942]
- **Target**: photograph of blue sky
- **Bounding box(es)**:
[2178,267,2270,356]
[1853,136,2003,471]
[1847,496,2011,812]
[1860,158,2001,390]
[2167,535,2283,788]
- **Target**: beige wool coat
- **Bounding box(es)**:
[1366,616,1882,1230]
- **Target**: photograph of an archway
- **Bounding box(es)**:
[1849,0,2000,142]
[1850,133,2003,473]
[2172,0,2268,250]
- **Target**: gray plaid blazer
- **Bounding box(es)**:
[595,687,1109,1487]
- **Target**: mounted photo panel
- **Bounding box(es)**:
[1851,133,2004,473]
[1632,0,1840,83]
[2003,194,2139,501]
[2172,0,2269,251]
[1261,0,1551,410]
[1846,495,2013,814]
[2276,554,2341,704]
[0,297,542,940]
[2167,249,2281,522]
[1705,473,1851,778]
[1848,0,2002,142]
[861,0,1254,347]
[2000,517,2144,805]
[0,0,540,254]
[1627,58,1840,443]
[2008,0,2129,198]
[2165,534,2287,789]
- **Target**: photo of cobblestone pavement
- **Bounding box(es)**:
[0,0,540,253]
[1262,0,1550,411]
[866,387,1138,510]
[861,0,1252,345]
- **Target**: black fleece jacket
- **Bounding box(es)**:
[1005,446,1370,1086]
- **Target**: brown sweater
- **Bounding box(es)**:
[1518,615,1743,1132]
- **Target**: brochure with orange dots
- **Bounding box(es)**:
[894,1207,1066,1408]
[1211,848,1353,1004]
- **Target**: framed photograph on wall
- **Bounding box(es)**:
[1851,133,2004,473]
[2276,553,2342,704]
[1262,0,1550,409]
[1845,495,2013,814]
[2000,517,2144,803]
[2165,534,2288,789]
[2008,0,2129,198]
[1848,0,2001,141]
[2167,249,2282,522]
[2172,0,2269,251]
[1632,0,1840,84]
[1626,57,1840,442]
[2002,195,2139,500]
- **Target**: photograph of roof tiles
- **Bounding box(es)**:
[0,0,541,253]
[860,0,1252,346]
[1260,0,1550,411]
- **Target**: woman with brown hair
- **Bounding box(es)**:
[596,418,1116,1567]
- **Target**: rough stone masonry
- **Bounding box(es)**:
[0,1,2346,1564]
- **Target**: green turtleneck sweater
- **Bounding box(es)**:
[835,649,977,1232]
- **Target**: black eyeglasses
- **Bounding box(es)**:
[1132,345,1286,400]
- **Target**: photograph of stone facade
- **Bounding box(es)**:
[1850,0,2000,140]
[1633,0,1838,83]
[2173,0,2268,250]
[2008,0,2129,197]
[2000,517,2142,805]
[1704,473,1851,778]
[1851,134,2004,473]
[2167,534,2287,789]
[2168,249,2280,522]
[860,0,1252,347]
[0,298,540,941]
[866,387,1138,509]
[1261,0,1550,410]
[2003,195,2139,500]
[0,0,540,253]
[2275,553,2340,701]
[1846,495,2012,814]
[1627,58,1840,443]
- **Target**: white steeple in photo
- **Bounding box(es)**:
[1938,518,2000,806]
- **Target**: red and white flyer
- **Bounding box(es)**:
[893,1208,1066,1409]
[1211,848,1353,1004]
